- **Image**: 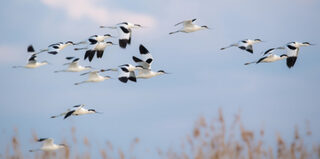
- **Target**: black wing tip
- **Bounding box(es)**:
[64,110,75,119]
[132,56,143,62]
[128,76,137,82]
[139,45,149,54]
[37,138,48,142]
[27,45,35,52]
[119,39,129,48]
[286,57,297,68]
[48,51,58,55]
[246,49,253,53]
[118,77,128,83]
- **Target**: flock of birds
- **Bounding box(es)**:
[12,19,313,152]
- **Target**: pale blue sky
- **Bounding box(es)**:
[1,0,320,158]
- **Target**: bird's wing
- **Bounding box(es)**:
[28,54,37,63]
[48,44,60,55]
[72,58,80,63]
[66,57,75,60]
[43,138,54,146]
[28,45,35,53]
[175,19,196,27]
[64,110,76,119]
[88,71,100,79]
[117,25,131,48]
[239,42,253,53]
[118,67,130,83]
[132,44,153,69]
[286,46,299,68]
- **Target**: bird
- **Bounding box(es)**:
[262,42,313,68]
[220,39,263,54]
[38,41,75,55]
[106,64,143,83]
[244,54,288,65]
[132,45,168,79]
[100,22,142,49]
[74,41,117,62]
[74,69,111,85]
[54,57,92,73]
[75,34,114,45]
[51,104,100,119]
[169,19,209,35]
[13,45,49,69]
[29,138,66,152]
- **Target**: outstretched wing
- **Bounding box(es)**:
[117,25,131,49]
[64,110,75,119]
[118,67,130,83]
[28,54,37,63]
[174,19,196,27]
[286,45,299,68]
[132,45,153,69]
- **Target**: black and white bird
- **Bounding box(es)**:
[244,54,288,65]
[13,45,49,69]
[263,42,313,68]
[221,39,262,54]
[74,69,111,85]
[76,34,114,45]
[51,104,100,119]
[29,138,66,152]
[132,45,168,79]
[54,57,92,73]
[74,41,117,62]
[39,41,75,55]
[100,22,142,49]
[169,19,209,35]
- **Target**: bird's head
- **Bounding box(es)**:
[157,70,169,74]
[66,41,75,45]
[104,34,113,38]
[59,144,67,148]
[135,65,144,70]
[134,24,142,28]
[280,54,288,58]
[201,25,210,29]
[254,39,262,42]
[302,42,314,46]
[106,41,117,45]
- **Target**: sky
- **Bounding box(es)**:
[1,0,320,158]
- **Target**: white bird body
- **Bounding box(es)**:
[40,41,74,55]
[25,61,48,68]
[29,138,66,152]
[136,69,166,79]
[169,19,209,34]
[221,39,262,53]
[244,54,288,65]
[51,104,98,119]
[75,70,111,85]
[55,57,91,73]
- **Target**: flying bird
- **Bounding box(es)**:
[51,104,100,119]
[74,41,117,62]
[106,64,143,83]
[38,41,75,55]
[244,54,288,65]
[74,69,111,85]
[263,42,313,68]
[54,57,92,73]
[169,19,209,35]
[221,39,263,54]
[29,138,66,152]
[13,45,49,69]
[132,45,168,79]
[100,22,142,48]
[76,34,114,45]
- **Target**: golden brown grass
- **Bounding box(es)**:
[2,109,319,159]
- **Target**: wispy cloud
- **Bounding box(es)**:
[40,0,156,27]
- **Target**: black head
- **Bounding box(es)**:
[302,42,311,45]
[201,25,209,29]
[254,39,262,42]
[119,64,129,67]
[88,109,96,112]
[66,41,74,45]
[104,34,112,37]
[106,41,114,45]
[157,70,167,74]
[134,24,142,27]
[59,144,67,147]
[280,54,288,57]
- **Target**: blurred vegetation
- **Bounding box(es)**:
[2,109,319,159]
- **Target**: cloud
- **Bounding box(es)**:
[40,0,156,27]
